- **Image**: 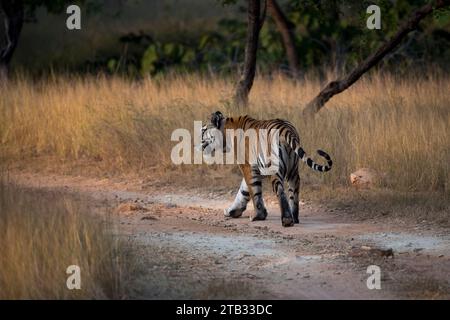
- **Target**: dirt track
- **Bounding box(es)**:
[8,172,450,299]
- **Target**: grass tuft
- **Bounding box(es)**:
[0,183,139,299]
[0,72,448,193]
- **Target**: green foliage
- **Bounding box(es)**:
[93,0,450,76]
[140,45,158,75]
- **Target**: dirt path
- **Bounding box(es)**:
[7,172,450,299]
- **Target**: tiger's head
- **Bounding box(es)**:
[199,111,227,156]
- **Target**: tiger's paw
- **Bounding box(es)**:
[224,207,245,219]
[282,217,295,227]
[251,208,268,221]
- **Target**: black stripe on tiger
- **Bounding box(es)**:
[224,114,333,174]
[295,147,333,172]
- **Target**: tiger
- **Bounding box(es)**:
[200,111,333,227]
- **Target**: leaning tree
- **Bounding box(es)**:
[303,0,450,116]
[267,0,300,77]
[224,0,449,112]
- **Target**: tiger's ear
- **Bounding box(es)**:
[210,111,224,128]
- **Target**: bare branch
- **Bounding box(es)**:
[303,0,449,116]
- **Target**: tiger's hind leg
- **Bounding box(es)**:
[224,178,250,218]
[240,164,268,221]
[288,172,300,224]
[272,174,294,227]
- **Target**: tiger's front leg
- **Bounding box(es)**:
[240,164,268,221]
[224,178,250,218]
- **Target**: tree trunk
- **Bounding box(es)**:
[303,0,448,116]
[0,0,24,81]
[234,0,264,109]
[327,0,343,77]
[267,0,299,77]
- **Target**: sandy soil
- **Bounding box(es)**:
[7,172,450,299]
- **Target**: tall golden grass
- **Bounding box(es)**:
[0,183,138,299]
[0,72,448,193]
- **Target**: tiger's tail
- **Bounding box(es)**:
[295,147,333,172]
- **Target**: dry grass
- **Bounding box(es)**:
[0,183,139,299]
[0,72,448,194]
